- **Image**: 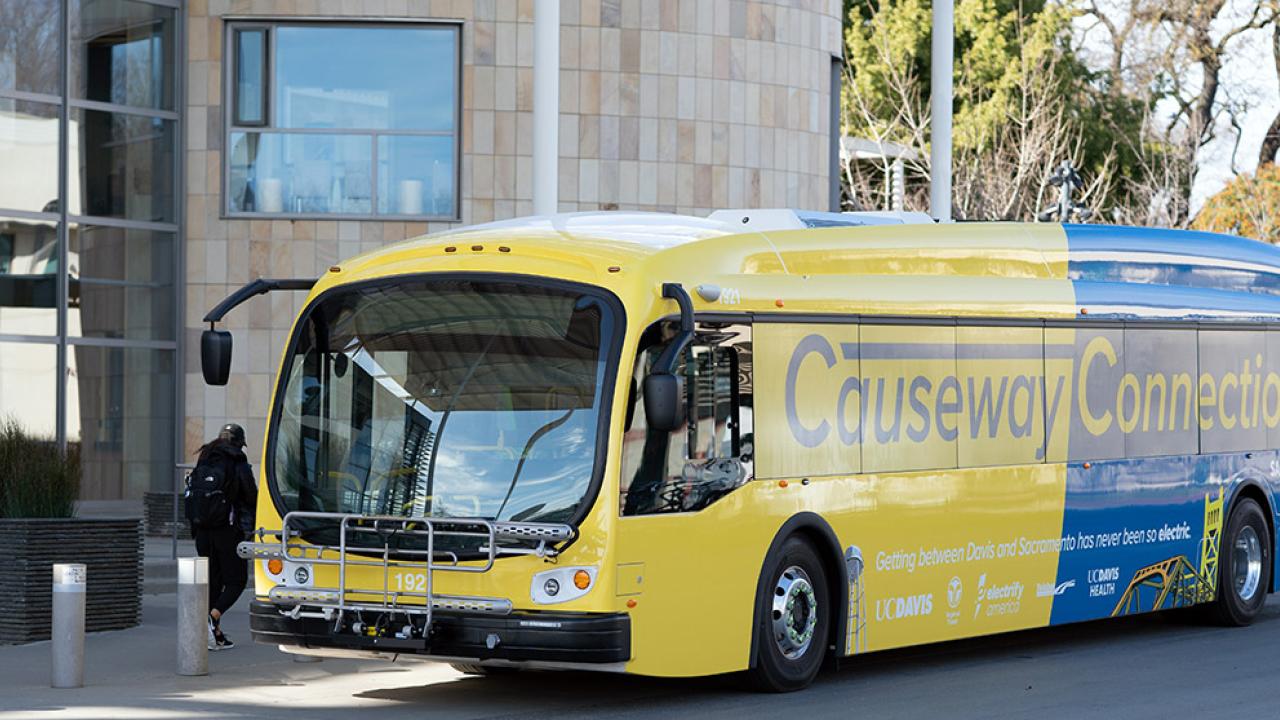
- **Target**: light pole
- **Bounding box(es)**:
[930,0,954,222]
[532,0,560,216]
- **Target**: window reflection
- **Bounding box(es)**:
[69,346,174,500]
[71,0,175,110]
[0,342,57,437]
[0,99,61,215]
[275,26,456,131]
[74,109,176,222]
[0,0,61,96]
[228,132,373,214]
[0,217,58,336]
[377,136,455,216]
[234,28,266,126]
[69,224,174,341]
[621,325,755,516]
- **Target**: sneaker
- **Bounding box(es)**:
[214,632,235,650]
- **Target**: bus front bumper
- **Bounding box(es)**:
[249,600,631,666]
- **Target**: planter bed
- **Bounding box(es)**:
[0,518,143,644]
[143,491,190,539]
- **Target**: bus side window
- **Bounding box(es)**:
[620,323,753,516]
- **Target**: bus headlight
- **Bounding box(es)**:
[531,566,597,605]
[264,559,313,588]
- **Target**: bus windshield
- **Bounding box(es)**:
[269,277,616,529]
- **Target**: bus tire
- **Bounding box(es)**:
[746,536,830,692]
[1206,497,1271,627]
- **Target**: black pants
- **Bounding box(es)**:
[193,524,247,616]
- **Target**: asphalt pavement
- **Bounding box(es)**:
[1,591,1276,719]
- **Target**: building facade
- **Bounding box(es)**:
[0,0,843,508]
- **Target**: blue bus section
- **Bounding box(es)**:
[1066,224,1280,320]
[1049,453,1277,625]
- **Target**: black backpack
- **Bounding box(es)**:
[184,458,234,529]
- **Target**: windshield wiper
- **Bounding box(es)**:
[420,332,499,514]
[493,408,575,521]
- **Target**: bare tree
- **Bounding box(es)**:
[1139,1,1277,185]
[1259,19,1280,165]
[0,0,61,94]
[1077,0,1275,225]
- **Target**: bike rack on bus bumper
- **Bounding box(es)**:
[237,511,575,641]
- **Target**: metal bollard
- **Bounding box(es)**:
[51,563,86,688]
[177,557,209,676]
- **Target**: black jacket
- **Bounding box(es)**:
[196,440,258,532]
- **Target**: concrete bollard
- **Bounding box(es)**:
[51,563,86,689]
[177,557,209,676]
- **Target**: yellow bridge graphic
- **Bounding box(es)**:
[1111,489,1223,617]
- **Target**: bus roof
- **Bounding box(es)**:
[344,212,1280,323]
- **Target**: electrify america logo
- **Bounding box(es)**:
[974,574,1024,619]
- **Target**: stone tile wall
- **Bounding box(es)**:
[185,0,843,456]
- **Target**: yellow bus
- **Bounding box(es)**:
[207,211,1277,691]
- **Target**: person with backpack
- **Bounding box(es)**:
[185,423,257,651]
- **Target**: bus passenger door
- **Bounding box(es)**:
[615,321,760,677]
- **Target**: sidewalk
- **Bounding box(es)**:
[143,536,196,595]
[0,592,461,718]
[0,592,678,719]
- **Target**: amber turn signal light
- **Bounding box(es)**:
[573,569,592,590]
[267,558,284,575]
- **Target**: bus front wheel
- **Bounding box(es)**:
[747,536,830,692]
[1206,497,1271,627]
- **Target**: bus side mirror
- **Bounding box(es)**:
[643,374,684,432]
[201,328,233,386]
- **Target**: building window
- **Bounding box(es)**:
[224,22,460,220]
[0,0,179,505]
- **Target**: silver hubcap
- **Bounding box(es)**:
[1233,525,1263,603]
[771,565,817,660]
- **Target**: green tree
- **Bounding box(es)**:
[841,0,1153,221]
